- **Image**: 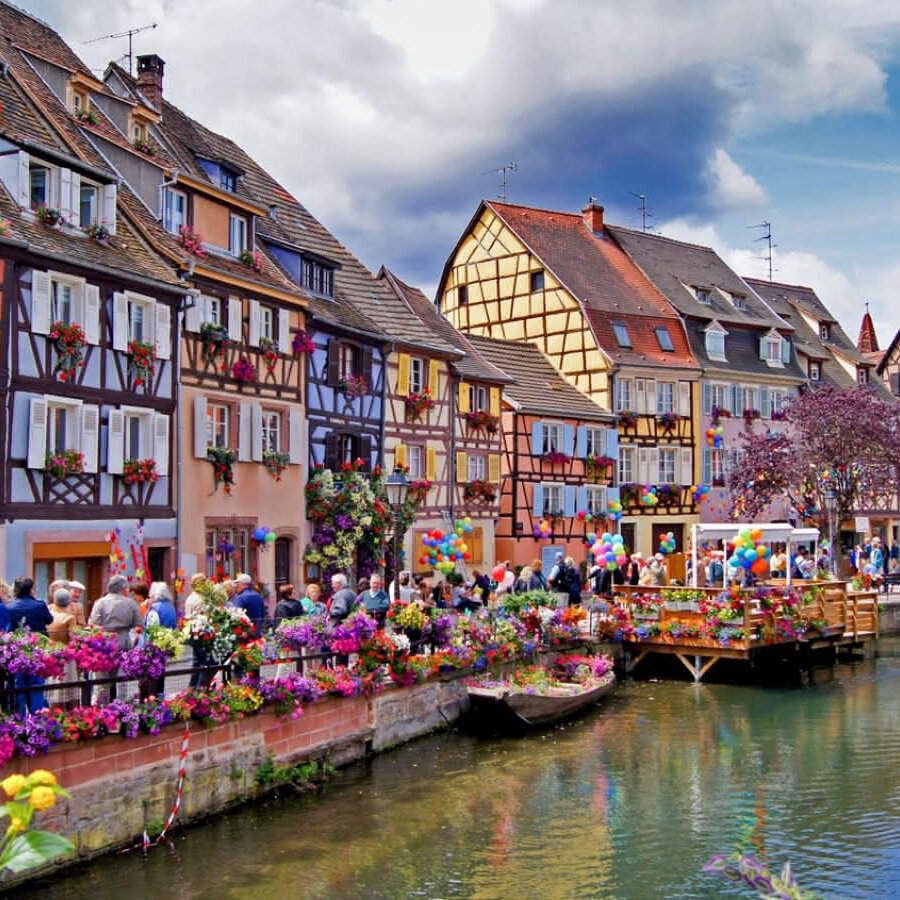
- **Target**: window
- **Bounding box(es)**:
[711,383,729,411]
[467,454,486,481]
[163,188,187,235]
[469,384,488,412]
[29,165,50,208]
[302,259,335,298]
[73,92,84,112]
[47,404,69,454]
[261,410,281,454]
[338,433,360,465]
[809,362,821,381]
[409,358,424,394]
[820,324,830,341]
[340,343,359,379]
[767,335,781,362]
[711,448,725,486]
[585,427,606,457]
[530,270,544,293]
[132,122,146,143]
[541,423,563,454]
[770,390,786,416]
[858,367,868,385]
[407,445,423,479]
[618,446,635,483]
[541,483,564,517]
[50,278,75,325]
[458,284,468,304]
[586,486,606,516]
[208,296,222,327]
[655,327,674,352]
[658,448,676,484]
[123,408,151,459]
[705,330,726,360]
[656,382,675,414]
[260,306,274,342]
[205,527,251,580]
[695,288,711,305]
[731,293,746,310]
[612,322,632,348]
[742,387,758,413]
[128,295,155,344]
[220,169,237,193]
[229,214,248,255]
[206,403,229,449]
[79,183,99,228]
[616,378,633,411]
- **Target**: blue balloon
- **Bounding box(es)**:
[745,550,757,563]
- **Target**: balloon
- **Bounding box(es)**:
[265,531,277,543]
[252,528,266,542]
[492,565,506,582]
[745,549,757,563]
[752,558,768,575]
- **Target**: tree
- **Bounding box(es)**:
[728,385,900,571]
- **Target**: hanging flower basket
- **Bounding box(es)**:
[178,225,206,257]
[292,330,315,355]
[207,446,237,495]
[465,410,499,433]
[262,449,290,481]
[200,322,228,367]
[618,410,637,428]
[49,320,87,382]
[123,458,159,485]
[34,205,64,227]
[585,454,614,480]
[405,388,435,420]
[259,336,280,374]
[338,374,368,398]
[83,221,110,243]
[128,340,157,387]
[0,218,10,236]
[409,479,433,504]
[657,411,679,430]
[232,357,256,383]
[542,450,571,465]
[45,449,84,479]
[238,249,263,272]
[463,480,496,504]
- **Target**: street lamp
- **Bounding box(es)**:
[823,488,838,577]
[385,469,410,601]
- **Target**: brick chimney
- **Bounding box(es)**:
[136,54,165,110]
[582,200,604,234]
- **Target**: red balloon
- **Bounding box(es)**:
[492,564,506,581]
[751,558,768,576]
[463,552,471,560]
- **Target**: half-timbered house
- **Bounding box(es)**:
[466,336,618,570]
[437,199,700,557]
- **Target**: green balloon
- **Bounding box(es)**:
[264,531,277,543]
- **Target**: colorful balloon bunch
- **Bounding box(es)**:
[252,526,278,546]
[608,499,623,521]
[586,531,628,571]
[658,531,676,554]
[727,527,771,576]
[706,424,724,448]
[640,486,659,507]
[576,510,598,523]
[420,528,470,574]
[693,484,710,503]
[533,519,554,539]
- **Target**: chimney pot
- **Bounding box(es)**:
[582,201,604,234]
[136,54,165,110]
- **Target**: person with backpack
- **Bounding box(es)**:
[553,556,583,606]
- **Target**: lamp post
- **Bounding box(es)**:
[384,468,410,603]
[824,488,838,577]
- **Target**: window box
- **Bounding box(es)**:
[200,322,229,366]
[83,221,110,244]
[585,454,614,481]
[49,321,87,382]
[657,411,679,430]
[338,374,368,398]
[75,107,99,126]
[128,340,157,388]
[239,249,263,273]
[618,410,637,429]
[207,446,237,495]
[122,458,159,485]
[464,409,499,433]
[133,137,155,157]
[232,357,256,384]
[463,479,496,504]
[262,449,290,482]
[743,408,761,425]
[620,483,640,507]
[291,330,315,355]
[771,409,787,422]
[405,388,435,421]
[259,336,280,374]
[44,448,84,479]
[542,450,571,465]
[178,225,206,257]
[34,205,65,228]
[408,479,434,505]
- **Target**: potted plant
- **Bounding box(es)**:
[292,330,315,355]
[238,249,263,272]
[463,479,496,503]
[207,446,237,494]
[128,339,157,388]
[83,221,110,243]
[232,357,256,383]
[133,137,155,156]
[178,225,205,257]
[408,479,433,504]
[657,411,679,430]
[585,454,614,481]
[258,336,280,374]
[338,374,368,398]
[464,409,499,433]
[49,321,87,382]
[405,387,435,421]
[200,321,229,366]
[542,450,571,465]
[44,449,84,479]
[75,107,99,125]
[122,458,160,485]
[34,205,65,227]
[618,410,637,428]
[262,448,290,481]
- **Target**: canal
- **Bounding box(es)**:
[14,640,900,899]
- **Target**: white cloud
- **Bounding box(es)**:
[704,149,768,210]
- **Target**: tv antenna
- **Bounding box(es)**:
[629,192,654,232]
[84,23,158,76]
[483,161,518,201]
[749,221,776,281]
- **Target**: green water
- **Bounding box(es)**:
[14,641,900,899]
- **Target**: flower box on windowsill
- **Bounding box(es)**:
[133,137,155,157]
[49,320,87,382]
[542,451,571,465]
[232,357,256,384]
[207,447,237,495]
[200,322,228,367]
[338,375,368,398]
[44,449,84,479]
[409,479,434,504]
[771,410,787,421]
[83,221,110,244]
[75,107,99,125]
[618,410,637,429]
[463,480,496,504]
[259,337,280,375]
[123,458,159,485]
[128,340,157,388]
[291,331,315,355]
[584,454,614,481]
[405,389,435,421]
[238,249,264,273]
[657,412,679,429]
[178,225,205,257]
[464,410,499,433]
[34,205,65,228]
[262,449,290,481]
[743,408,761,425]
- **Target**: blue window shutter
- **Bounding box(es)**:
[758,336,766,360]
[576,426,587,458]
[576,485,587,512]
[731,385,741,414]
[702,448,712,484]
[531,421,544,456]
[532,483,544,517]
[702,382,712,415]
[781,338,791,364]
[605,427,619,459]
[760,388,771,419]
[607,486,620,505]
[564,485,576,517]
[562,424,575,457]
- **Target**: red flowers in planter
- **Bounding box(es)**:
[49,321,87,382]
[405,387,435,420]
[128,340,156,387]
[44,449,84,479]
[259,337,279,374]
[338,374,368,397]
[239,249,263,272]
[292,330,315,355]
[463,480,497,503]
[465,410,499,433]
[542,450,571,465]
[178,225,205,257]
[123,458,159,485]
[232,357,256,383]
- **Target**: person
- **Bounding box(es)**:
[274,584,304,624]
[791,550,812,581]
[871,538,885,573]
[355,577,370,607]
[453,581,481,614]
[624,554,642,586]
[301,583,326,616]
[770,548,787,579]
[417,578,435,611]
[889,556,900,577]
[548,553,564,587]
[596,563,625,598]
[398,572,417,604]
[646,554,667,587]
[0,581,11,605]
[513,566,533,594]
[130,581,151,619]
[47,578,68,608]
[46,588,78,707]
[708,553,725,585]
[145,582,178,630]
[360,573,390,627]
[8,577,53,713]
[89,575,141,650]
[184,573,207,619]
[531,559,548,590]
[496,562,515,596]
[328,573,358,625]
[67,580,87,626]
[232,574,265,635]
[551,556,581,605]
[472,569,491,597]
[437,581,453,609]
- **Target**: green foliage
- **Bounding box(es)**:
[254,755,330,789]
[500,589,555,615]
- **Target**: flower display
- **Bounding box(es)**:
[119,644,169,682]
[44,449,84,480]
[49,321,87,382]
[128,339,157,387]
[83,220,110,242]
[67,627,120,672]
[200,322,229,366]
[0,631,65,678]
[238,249,263,272]
[206,446,237,494]
[123,458,159,485]
[330,609,378,654]
[75,107,99,125]
[657,411,679,429]
[463,480,497,504]
[232,357,256,383]
[338,374,368,397]
[618,410,637,428]
[584,454,614,481]
[464,409,499,433]
[542,450,570,465]
[34,204,64,227]
[404,387,435,420]
[291,330,315,355]
[178,225,205,256]
[389,601,427,632]
[258,336,280,374]
[133,137,156,156]
[262,449,290,481]
[145,625,184,658]
[275,612,332,650]
[249,672,322,719]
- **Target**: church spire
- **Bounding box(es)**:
[858,302,879,354]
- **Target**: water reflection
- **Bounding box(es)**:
[13,640,900,900]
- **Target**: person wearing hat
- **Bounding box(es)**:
[184,574,207,619]
[232,573,265,636]
[645,553,667,587]
[67,580,87,625]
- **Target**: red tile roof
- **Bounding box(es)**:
[584,310,698,370]
[858,309,880,354]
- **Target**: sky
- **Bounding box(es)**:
[20,0,900,345]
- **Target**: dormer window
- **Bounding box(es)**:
[809,361,821,381]
[79,182,99,229]
[132,122,146,144]
[229,214,248,255]
[731,293,747,310]
[695,287,711,305]
[858,367,868,385]
[29,164,50,208]
[655,326,674,352]
[302,258,335,298]
[820,323,830,341]
[220,169,237,193]
[704,321,728,361]
[612,322,632,348]
[759,329,788,367]
[73,92,85,113]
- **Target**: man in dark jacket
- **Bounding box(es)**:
[232,574,265,635]
[7,576,53,713]
[273,584,304,624]
[328,573,358,625]
[360,573,390,628]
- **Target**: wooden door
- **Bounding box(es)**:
[619,523,636,557]
[34,557,104,613]
[275,537,291,587]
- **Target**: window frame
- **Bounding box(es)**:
[469,384,488,412]
[658,447,677,484]
[260,305,275,342]
[541,422,563,455]
[585,485,606,516]
[585,427,606,457]
[338,433,360,466]
[458,284,468,305]
[616,378,633,411]
[711,447,725,486]
[49,274,81,326]
[220,169,237,193]
[618,446,635,483]
[467,453,486,481]
[695,287,711,305]
[409,358,424,395]
[122,405,153,460]
[261,409,281,454]
[206,402,230,450]
[128,294,156,345]
[79,181,100,229]
[229,213,248,255]
[656,381,675,414]
[705,329,726,361]
[612,322,633,348]
[820,324,830,341]
[407,444,424,480]
[541,482,564,517]
[163,188,187,235]
[339,343,360,379]
[530,270,545,293]
[46,398,81,455]
[858,367,868,385]
[655,326,675,352]
[809,361,821,381]
[29,163,52,209]
[205,526,251,579]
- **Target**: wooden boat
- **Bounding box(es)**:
[467,671,615,727]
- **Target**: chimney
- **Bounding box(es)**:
[136,54,165,110]
[582,200,604,234]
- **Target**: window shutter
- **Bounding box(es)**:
[77,404,100,473]
[645,379,657,414]
[238,402,252,462]
[758,336,766,360]
[575,427,586,458]
[155,302,171,360]
[576,485,587,512]
[458,381,470,414]
[563,486,576,518]
[288,409,303,465]
[361,346,374,386]
[228,297,243,342]
[251,404,263,462]
[326,339,340,386]
[489,386,500,417]
[102,183,117,235]
[638,447,650,483]
[562,424,575,457]
[604,427,619,460]
[79,283,101,345]
[456,451,467,483]
[781,338,791,365]
[324,432,339,470]
[112,292,128,351]
[59,169,73,221]
[679,447,693,486]
[277,308,290,355]
[359,435,373,470]
[702,382,712,415]
[150,412,169,476]
[531,421,544,456]
[30,270,51,335]
[426,446,436,481]
[27,396,48,469]
[193,395,208,459]
[396,353,410,397]
[248,299,261,347]
[394,443,407,469]
[69,171,80,224]
[428,359,440,395]
[488,453,500,482]
[185,294,202,333]
[702,448,712,485]
[678,381,691,417]
[107,408,124,474]
[16,150,29,207]
[760,388,771,419]
[635,378,646,414]
[532,484,544,517]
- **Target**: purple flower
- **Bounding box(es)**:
[335,514,354,530]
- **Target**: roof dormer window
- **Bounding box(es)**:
[612,322,632,348]
[695,287,711,305]
[229,214,248,256]
[759,328,789,367]
[820,323,830,341]
[858,367,868,385]
[302,258,335,298]
[655,326,675,352]
[731,293,747,310]
[220,168,238,193]
[704,321,728,362]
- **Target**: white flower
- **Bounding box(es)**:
[389,633,410,652]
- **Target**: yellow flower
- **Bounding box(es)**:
[1,774,26,798]
[28,786,56,811]
[27,769,57,787]
[5,819,25,837]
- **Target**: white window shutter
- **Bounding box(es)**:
[58,169,73,222]
[155,302,171,360]
[278,308,290,355]
[153,412,170,476]
[193,395,208,459]
[638,447,650,483]
[649,447,660,483]
[27,396,48,469]
[635,379,646,414]
[645,378,657,414]
[80,404,100,473]
[248,299,261,347]
[680,447,693,486]
[107,408,124,474]
[238,402,252,462]
[228,297,243,342]
[289,409,303,464]
[102,183,117,235]
[185,294,202,333]
[251,404,263,462]
[678,381,691,417]
[31,270,51,335]
[69,171,80,224]
[16,150,29,208]
[112,292,129,351]
[82,284,100,345]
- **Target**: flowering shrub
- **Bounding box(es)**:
[405,388,435,420]
[123,458,159,485]
[67,627,119,672]
[250,672,322,719]
[262,449,290,481]
[206,446,236,494]
[232,357,256,383]
[258,336,280,374]
[464,410,499,433]
[338,374,368,397]
[200,322,228,366]
[44,449,84,479]
[238,249,263,272]
[83,221,110,242]
[388,601,427,632]
[275,612,332,650]
[542,450,570,465]
[0,631,65,678]
[129,340,156,387]
[463,480,496,503]
[178,225,205,256]
[34,205,64,227]
[49,321,87,382]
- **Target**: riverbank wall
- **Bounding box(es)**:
[880,597,900,635]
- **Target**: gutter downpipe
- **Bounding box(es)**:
[175,288,198,612]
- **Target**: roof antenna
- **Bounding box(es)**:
[84,23,157,76]
[748,221,776,281]
[482,161,518,202]
[629,192,654,232]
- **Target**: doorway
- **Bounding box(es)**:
[274,537,292,587]
[619,523,636,557]
[652,523,684,555]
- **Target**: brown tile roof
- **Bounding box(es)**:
[585,310,699,371]
[465,335,614,422]
[858,309,880,354]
